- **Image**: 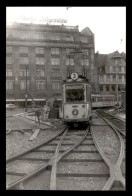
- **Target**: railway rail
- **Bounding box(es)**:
[6,127,90,190]
[96,109,126,137]
[93,110,126,190]
[49,124,125,190]
[6,110,126,190]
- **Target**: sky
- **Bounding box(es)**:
[6,7,126,54]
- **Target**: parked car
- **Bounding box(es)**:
[6,104,18,110]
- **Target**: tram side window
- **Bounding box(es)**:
[66,89,84,102]
[86,86,91,102]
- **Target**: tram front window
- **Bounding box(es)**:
[66,89,84,102]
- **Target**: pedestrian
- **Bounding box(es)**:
[35,109,41,125]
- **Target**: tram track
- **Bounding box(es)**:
[6,127,67,189]
[93,110,126,190]
[96,109,126,137]
[6,127,90,190]
[6,111,126,190]
[48,124,125,190]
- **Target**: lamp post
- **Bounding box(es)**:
[25,66,28,112]
[116,66,119,106]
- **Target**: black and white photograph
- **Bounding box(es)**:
[6,6,126,190]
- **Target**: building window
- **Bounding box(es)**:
[51,58,60,65]
[66,58,74,65]
[19,47,29,53]
[121,67,124,73]
[106,85,109,91]
[102,65,105,72]
[36,69,45,77]
[52,81,60,89]
[80,37,88,43]
[100,85,103,91]
[36,57,45,65]
[36,47,44,54]
[6,69,13,76]
[36,81,45,89]
[34,33,45,40]
[107,75,110,82]
[118,75,122,80]
[99,75,103,82]
[70,58,74,65]
[117,67,121,72]
[51,69,60,77]
[65,35,75,41]
[113,75,116,80]
[6,81,13,89]
[51,48,60,55]
[115,59,121,65]
[66,48,74,55]
[20,81,30,89]
[118,85,121,91]
[54,34,60,40]
[20,57,29,64]
[6,46,13,53]
[19,31,30,39]
[113,66,116,72]
[111,85,115,91]
[110,66,113,72]
[20,69,29,77]
[82,49,89,55]
[66,58,70,65]
[6,56,13,64]
[48,33,55,40]
[82,59,89,66]
[6,31,13,39]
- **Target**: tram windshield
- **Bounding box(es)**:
[66,89,84,102]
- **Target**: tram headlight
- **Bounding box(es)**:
[72,109,78,115]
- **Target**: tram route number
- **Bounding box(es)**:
[71,73,78,80]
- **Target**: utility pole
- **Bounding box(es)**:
[25,66,28,112]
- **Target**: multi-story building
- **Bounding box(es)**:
[6,22,97,101]
[95,50,126,95]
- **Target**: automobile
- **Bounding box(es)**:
[6,104,18,110]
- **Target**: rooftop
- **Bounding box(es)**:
[6,22,79,33]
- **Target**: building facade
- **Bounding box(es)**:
[6,22,97,100]
[95,51,126,95]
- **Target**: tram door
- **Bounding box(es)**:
[86,85,92,116]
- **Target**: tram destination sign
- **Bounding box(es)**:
[66,85,84,89]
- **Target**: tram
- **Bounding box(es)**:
[60,73,92,127]
[91,94,121,108]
